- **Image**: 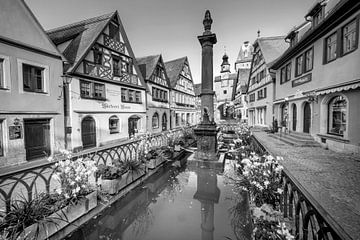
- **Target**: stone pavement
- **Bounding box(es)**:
[253,131,360,240]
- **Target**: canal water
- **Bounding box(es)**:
[66,157,252,240]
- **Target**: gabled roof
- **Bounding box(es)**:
[164,56,188,88]
[47,12,115,72]
[136,54,171,88]
[0,0,63,59]
[136,55,161,80]
[255,36,288,67]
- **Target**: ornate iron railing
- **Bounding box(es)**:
[249,134,352,240]
[0,129,183,214]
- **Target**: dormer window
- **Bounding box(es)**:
[306,1,325,28]
[313,8,324,27]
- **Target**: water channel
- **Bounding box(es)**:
[66,155,252,240]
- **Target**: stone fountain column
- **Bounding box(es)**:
[194,10,218,161]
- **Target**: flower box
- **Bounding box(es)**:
[19,191,97,240]
[146,157,167,170]
[125,169,145,185]
[100,171,129,195]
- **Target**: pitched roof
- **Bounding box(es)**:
[214,73,237,82]
[136,55,161,80]
[47,12,115,71]
[256,36,288,66]
[164,57,187,88]
[235,41,253,64]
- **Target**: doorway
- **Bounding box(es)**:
[162,113,167,131]
[128,116,139,138]
[292,104,297,131]
[81,116,96,149]
[24,119,51,160]
[303,102,311,133]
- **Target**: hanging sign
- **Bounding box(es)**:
[9,125,22,140]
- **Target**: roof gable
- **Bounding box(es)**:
[256,36,289,66]
[0,0,62,57]
[47,12,114,69]
[136,54,170,88]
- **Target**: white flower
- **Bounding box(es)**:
[277,188,283,194]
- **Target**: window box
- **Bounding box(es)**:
[20,191,97,240]
[100,171,129,195]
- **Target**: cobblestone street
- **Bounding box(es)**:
[253,131,360,239]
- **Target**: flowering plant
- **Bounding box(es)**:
[51,150,97,201]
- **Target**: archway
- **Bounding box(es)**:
[303,102,311,133]
[81,116,96,149]
[162,113,167,131]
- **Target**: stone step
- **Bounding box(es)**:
[288,131,314,139]
[269,134,320,147]
[275,132,314,142]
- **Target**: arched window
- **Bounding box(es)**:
[328,96,347,136]
[162,113,167,131]
[152,113,159,129]
[109,115,119,134]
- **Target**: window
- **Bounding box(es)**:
[251,77,255,85]
[0,120,3,156]
[23,64,44,93]
[109,116,119,134]
[343,19,357,54]
[113,57,121,76]
[176,113,179,126]
[109,22,120,42]
[152,87,167,102]
[80,80,105,100]
[304,48,313,72]
[249,93,255,102]
[94,47,103,65]
[0,59,3,88]
[121,88,142,103]
[152,113,159,129]
[281,63,291,84]
[257,89,263,99]
[328,96,347,136]
[313,8,324,27]
[223,90,227,94]
[325,33,337,62]
[121,59,133,74]
[264,87,267,98]
[295,55,303,76]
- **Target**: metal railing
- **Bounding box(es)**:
[249,134,352,240]
[0,129,184,214]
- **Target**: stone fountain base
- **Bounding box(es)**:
[187,152,225,170]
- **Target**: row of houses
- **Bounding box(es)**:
[233,0,360,153]
[0,0,197,168]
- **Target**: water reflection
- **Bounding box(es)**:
[66,160,251,240]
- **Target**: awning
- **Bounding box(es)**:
[317,81,360,95]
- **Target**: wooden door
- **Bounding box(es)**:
[162,113,167,131]
[303,102,311,133]
[24,119,50,160]
[292,104,297,131]
[128,117,138,138]
[81,117,96,149]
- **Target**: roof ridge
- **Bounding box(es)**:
[46,12,115,34]
[258,35,285,40]
[136,54,161,61]
[165,56,187,64]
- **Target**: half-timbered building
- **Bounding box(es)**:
[47,11,147,151]
[165,57,197,129]
[137,55,171,133]
[247,36,288,129]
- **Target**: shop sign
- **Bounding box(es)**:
[292,74,312,87]
[101,102,131,110]
[9,125,22,140]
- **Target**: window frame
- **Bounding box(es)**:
[109,22,120,42]
[18,59,49,95]
[93,46,103,65]
[121,87,142,103]
[328,95,347,137]
[22,63,45,93]
[325,32,338,63]
[152,113,159,129]
[295,55,303,77]
[112,56,121,77]
[79,80,106,100]
[342,18,359,56]
[109,115,120,134]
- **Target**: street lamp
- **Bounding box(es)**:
[61,74,72,150]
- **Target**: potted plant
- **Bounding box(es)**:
[122,159,145,184]
[96,164,129,195]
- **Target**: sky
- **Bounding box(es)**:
[26,0,315,84]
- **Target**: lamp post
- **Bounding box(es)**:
[62,74,72,150]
